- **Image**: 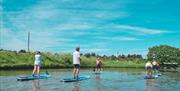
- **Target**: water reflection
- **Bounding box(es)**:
[32,80,40,91]
[146,79,158,91]
[1,69,180,91]
[72,82,79,91]
[95,75,101,91]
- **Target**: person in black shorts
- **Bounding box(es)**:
[73,47,81,79]
[95,57,102,72]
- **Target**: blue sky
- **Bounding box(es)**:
[1,0,180,57]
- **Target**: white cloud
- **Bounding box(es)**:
[97,36,140,41]
[82,48,110,53]
[112,36,140,41]
[54,22,94,31]
[0,28,27,50]
[114,25,169,35]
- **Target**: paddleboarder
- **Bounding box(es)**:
[152,59,159,74]
[32,51,42,76]
[73,47,81,79]
[95,57,102,72]
[145,61,153,76]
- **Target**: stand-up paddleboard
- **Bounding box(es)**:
[93,72,101,75]
[17,74,51,81]
[144,75,158,79]
[61,76,90,82]
[157,73,162,76]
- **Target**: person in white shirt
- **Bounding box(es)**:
[145,61,153,76]
[73,47,81,79]
[32,51,42,76]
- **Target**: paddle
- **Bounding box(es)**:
[93,67,96,72]
[45,70,49,75]
[46,70,49,75]
[44,66,49,75]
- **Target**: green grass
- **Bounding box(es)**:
[102,61,145,68]
[0,50,145,69]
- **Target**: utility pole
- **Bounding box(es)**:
[116,52,119,62]
[28,32,30,52]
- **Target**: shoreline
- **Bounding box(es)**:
[0,66,144,70]
[1,66,179,72]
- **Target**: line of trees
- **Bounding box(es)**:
[82,53,143,60]
[0,49,27,53]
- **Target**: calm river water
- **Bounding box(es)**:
[0,68,179,91]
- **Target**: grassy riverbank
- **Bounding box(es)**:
[0,50,145,69]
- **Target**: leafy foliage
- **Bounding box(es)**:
[147,45,180,64]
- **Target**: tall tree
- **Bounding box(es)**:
[147,45,180,64]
